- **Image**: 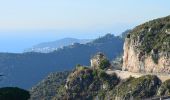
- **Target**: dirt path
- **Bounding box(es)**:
[106,70,170,82]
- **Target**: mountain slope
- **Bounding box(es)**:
[30,71,70,100]
[123,15,170,73]
[31,55,162,100]
[30,51,169,100]
[24,38,92,53]
[29,15,170,100]
[0,34,124,89]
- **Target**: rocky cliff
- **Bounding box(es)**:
[123,16,170,73]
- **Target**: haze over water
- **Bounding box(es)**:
[0,0,170,53]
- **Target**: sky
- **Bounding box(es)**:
[0,0,170,53]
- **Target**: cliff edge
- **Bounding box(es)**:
[123,15,170,73]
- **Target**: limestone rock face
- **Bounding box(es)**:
[123,16,170,73]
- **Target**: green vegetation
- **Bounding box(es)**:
[76,64,81,68]
[151,54,159,64]
[99,59,111,70]
[31,68,170,100]
[0,87,30,100]
[98,70,119,90]
[129,15,170,53]
[54,67,164,100]
[76,65,88,71]
[111,75,161,99]
[157,79,170,96]
[30,71,70,100]
[57,67,119,99]
[92,69,98,78]
[121,29,132,39]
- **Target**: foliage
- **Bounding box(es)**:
[151,54,159,64]
[98,70,108,79]
[59,67,119,99]
[157,79,170,96]
[129,15,170,53]
[0,87,30,100]
[76,65,87,71]
[76,64,81,68]
[99,59,111,70]
[112,75,161,99]
[31,70,169,100]
[121,29,132,39]
[92,70,98,78]
[98,70,119,90]
[30,71,70,100]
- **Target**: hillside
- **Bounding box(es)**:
[123,15,170,73]
[29,15,170,100]
[24,38,92,53]
[30,53,170,100]
[0,34,124,89]
[30,71,70,100]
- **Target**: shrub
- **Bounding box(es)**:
[82,74,89,79]
[76,65,87,71]
[113,75,161,99]
[98,70,108,80]
[92,70,98,78]
[99,59,110,70]
[76,64,81,68]
[151,54,159,64]
[157,79,170,96]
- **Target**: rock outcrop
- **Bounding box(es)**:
[55,66,119,100]
[123,16,170,73]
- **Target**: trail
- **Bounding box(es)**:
[106,70,170,82]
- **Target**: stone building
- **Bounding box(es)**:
[90,52,107,69]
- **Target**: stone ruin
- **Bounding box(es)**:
[90,52,107,70]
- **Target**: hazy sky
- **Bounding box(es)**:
[0,0,170,52]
